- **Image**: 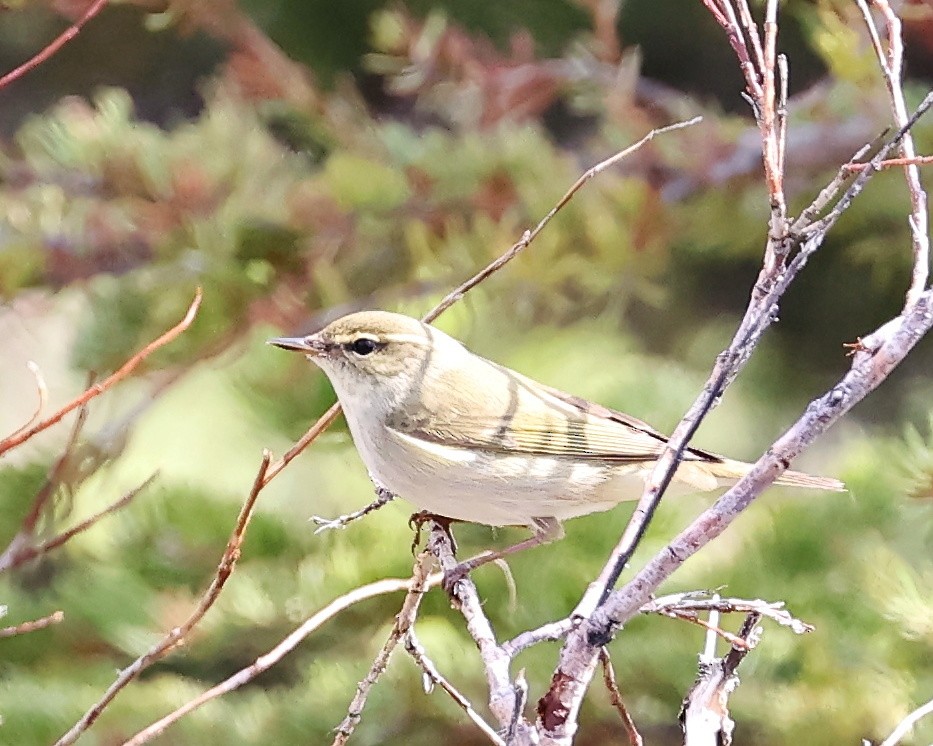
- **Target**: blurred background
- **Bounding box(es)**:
[1,0,932,744]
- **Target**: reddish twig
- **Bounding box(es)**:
[0,475,156,573]
[0,609,65,638]
[0,0,110,91]
[844,155,933,171]
[0,288,202,457]
[598,648,643,746]
[3,386,93,562]
[52,451,270,746]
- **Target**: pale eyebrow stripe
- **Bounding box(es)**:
[381,332,432,345]
[331,332,432,346]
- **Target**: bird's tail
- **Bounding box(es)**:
[705,458,845,492]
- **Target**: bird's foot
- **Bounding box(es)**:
[310,488,396,534]
[408,511,458,555]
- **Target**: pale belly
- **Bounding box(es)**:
[352,425,654,528]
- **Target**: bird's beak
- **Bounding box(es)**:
[267,335,325,356]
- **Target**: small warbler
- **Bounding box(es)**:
[270,311,843,580]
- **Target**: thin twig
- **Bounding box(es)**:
[332,551,435,745]
[0,288,203,457]
[856,0,930,304]
[642,594,813,635]
[3,383,92,553]
[404,628,506,746]
[5,361,49,441]
[311,487,396,533]
[52,451,270,746]
[0,0,109,91]
[598,648,643,746]
[0,609,64,638]
[876,696,933,746]
[122,572,440,745]
[0,475,156,573]
[420,116,702,324]
[845,155,933,170]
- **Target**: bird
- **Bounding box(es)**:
[269,311,843,583]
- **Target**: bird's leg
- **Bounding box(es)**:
[409,511,459,555]
[443,517,564,593]
[310,485,397,533]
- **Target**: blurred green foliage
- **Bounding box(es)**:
[0,1,932,745]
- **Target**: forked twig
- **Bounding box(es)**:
[122,572,440,745]
[52,451,270,746]
[332,551,436,745]
[405,629,505,745]
[0,475,156,573]
[0,288,203,457]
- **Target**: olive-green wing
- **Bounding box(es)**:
[391,373,720,464]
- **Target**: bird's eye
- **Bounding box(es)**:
[348,337,380,356]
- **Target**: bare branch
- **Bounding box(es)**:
[0,609,64,638]
[122,573,439,745]
[52,450,270,746]
[427,523,535,739]
[855,0,931,304]
[680,613,762,746]
[332,551,435,745]
[404,629,506,746]
[642,594,813,635]
[0,288,203,457]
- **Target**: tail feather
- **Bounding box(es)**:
[700,458,845,492]
[774,468,845,492]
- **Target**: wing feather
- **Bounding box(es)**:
[391,369,721,465]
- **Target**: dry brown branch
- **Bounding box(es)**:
[845,155,933,170]
[598,648,643,746]
[122,572,440,745]
[0,0,109,91]
[332,551,436,746]
[404,628,506,746]
[0,389,93,573]
[0,474,156,573]
[0,609,64,638]
[52,451,270,746]
[0,288,203,457]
